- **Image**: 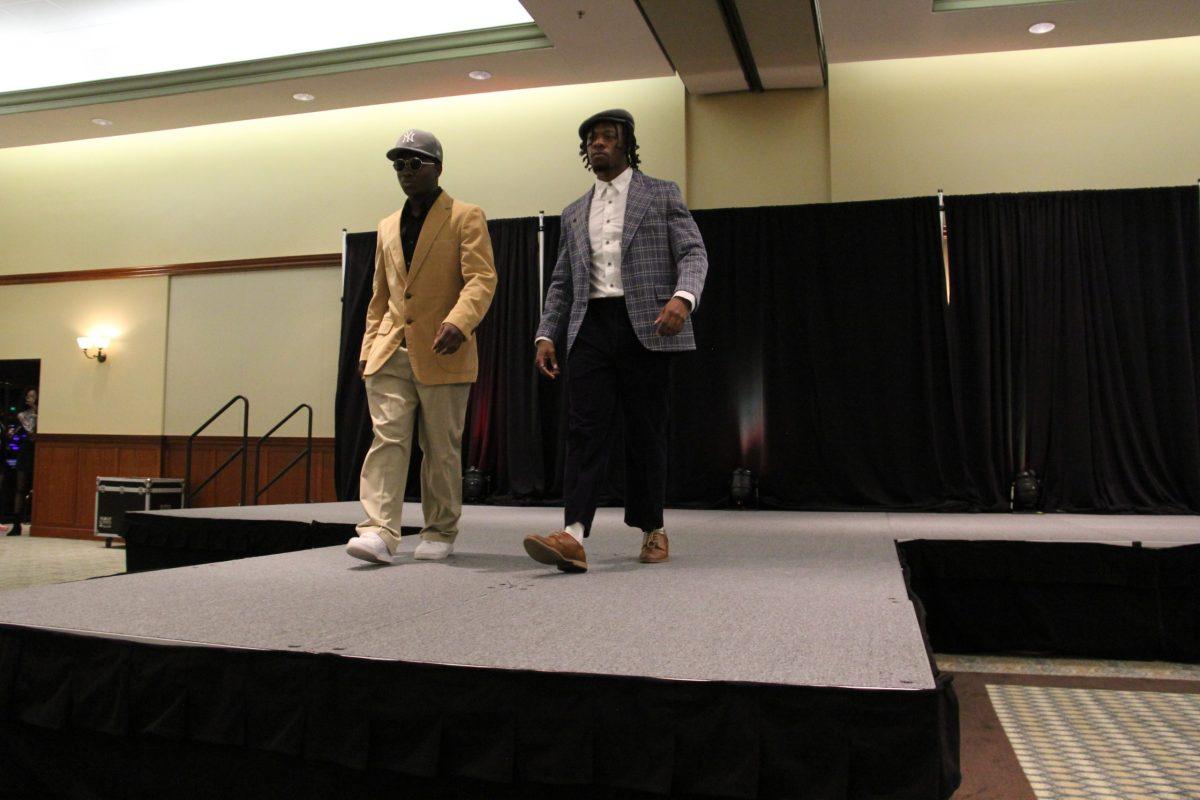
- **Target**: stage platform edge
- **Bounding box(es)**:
[0,504,964,799]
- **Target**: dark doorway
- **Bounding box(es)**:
[1,360,40,534]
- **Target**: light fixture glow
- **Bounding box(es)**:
[91,118,113,126]
[0,1,533,93]
[77,335,111,363]
[468,70,492,81]
[1029,21,1056,34]
[292,92,315,102]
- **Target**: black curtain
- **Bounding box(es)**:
[335,186,1200,513]
[334,232,378,501]
[464,217,555,499]
[945,187,1200,512]
[337,197,969,509]
[682,200,969,509]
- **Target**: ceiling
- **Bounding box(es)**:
[0,0,535,93]
[638,0,825,93]
[820,0,1200,63]
[2,0,1198,149]
[0,0,675,148]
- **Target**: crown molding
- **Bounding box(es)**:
[0,23,549,115]
[0,253,340,286]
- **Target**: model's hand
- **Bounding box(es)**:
[432,322,465,355]
[654,297,691,336]
[535,340,559,379]
[357,360,367,379]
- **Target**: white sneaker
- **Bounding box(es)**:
[346,532,395,565]
[413,540,454,560]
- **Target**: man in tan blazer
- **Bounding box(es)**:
[348,129,497,565]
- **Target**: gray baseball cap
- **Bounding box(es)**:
[386,129,443,163]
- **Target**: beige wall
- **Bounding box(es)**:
[687,88,831,209]
[163,268,341,437]
[0,278,168,435]
[0,76,685,438]
[829,36,1200,201]
[0,76,685,276]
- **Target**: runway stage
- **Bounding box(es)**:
[3,504,1199,798]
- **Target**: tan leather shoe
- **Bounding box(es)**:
[639,530,669,563]
[523,530,588,573]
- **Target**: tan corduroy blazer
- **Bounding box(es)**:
[360,191,498,384]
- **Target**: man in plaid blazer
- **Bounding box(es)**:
[525,109,708,573]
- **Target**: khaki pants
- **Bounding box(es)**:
[357,347,471,553]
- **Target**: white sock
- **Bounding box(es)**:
[564,522,585,543]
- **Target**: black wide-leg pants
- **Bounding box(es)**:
[563,298,673,537]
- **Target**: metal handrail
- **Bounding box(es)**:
[253,403,313,505]
[184,395,249,507]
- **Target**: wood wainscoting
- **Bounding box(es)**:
[31,434,337,540]
[31,435,161,540]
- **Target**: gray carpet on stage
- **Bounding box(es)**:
[151,501,1200,544]
[0,505,938,691]
[3,505,1197,692]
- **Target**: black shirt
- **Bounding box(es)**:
[400,187,443,266]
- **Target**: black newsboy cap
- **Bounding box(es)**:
[578,109,635,140]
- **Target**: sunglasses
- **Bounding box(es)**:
[392,157,436,172]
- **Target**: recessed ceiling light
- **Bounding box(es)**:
[292,92,315,102]
[91,118,113,126]
[1029,22,1056,34]
[468,70,492,81]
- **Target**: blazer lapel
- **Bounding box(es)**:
[573,188,593,285]
[406,192,453,284]
[620,171,651,253]
[383,210,404,275]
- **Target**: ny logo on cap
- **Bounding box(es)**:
[398,130,418,144]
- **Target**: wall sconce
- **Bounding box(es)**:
[77,336,110,363]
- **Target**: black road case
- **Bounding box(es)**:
[95,477,185,547]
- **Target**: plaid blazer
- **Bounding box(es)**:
[536,170,708,353]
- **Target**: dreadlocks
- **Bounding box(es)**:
[579,121,641,173]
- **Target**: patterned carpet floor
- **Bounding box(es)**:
[0,534,125,591]
[950,670,1200,800]
[989,684,1200,800]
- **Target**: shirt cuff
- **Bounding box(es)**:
[673,290,697,312]
[534,336,552,345]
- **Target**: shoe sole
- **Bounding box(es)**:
[346,540,393,565]
[638,555,669,564]
[523,537,587,573]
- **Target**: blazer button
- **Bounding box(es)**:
[404,292,412,299]
[405,318,414,325]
